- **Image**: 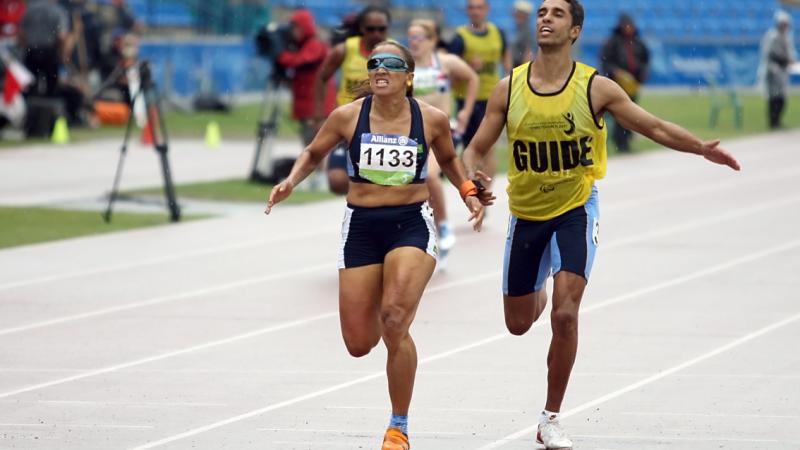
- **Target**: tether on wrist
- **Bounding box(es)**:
[459,180,478,201]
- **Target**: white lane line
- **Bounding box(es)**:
[571,434,781,443]
[620,411,800,419]
[130,373,389,450]
[603,166,799,213]
[570,371,800,378]
[129,239,800,449]
[0,267,513,400]
[260,428,464,435]
[4,159,794,293]
[325,406,519,414]
[0,263,331,336]
[0,228,335,292]
[5,193,796,338]
[32,400,228,407]
[475,310,800,449]
[270,442,360,448]
[603,195,799,249]
[0,312,338,401]
[0,423,154,430]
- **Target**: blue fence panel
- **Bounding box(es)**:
[135,35,797,99]
[138,39,270,97]
[580,40,764,87]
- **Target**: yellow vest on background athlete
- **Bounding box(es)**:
[506,61,608,221]
[337,36,369,106]
[454,23,503,100]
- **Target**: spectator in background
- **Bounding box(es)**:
[314,5,390,194]
[511,0,534,68]
[96,0,141,75]
[277,9,336,157]
[19,0,68,97]
[449,0,511,183]
[60,0,104,126]
[0,0,26,38]
[601,13,649,153]
[107,0,141,34]
[759,10,796,130]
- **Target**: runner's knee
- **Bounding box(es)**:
[342,333,379,358]
[550,308,578,336]
[505,314,534,336]
[380,304,411,343]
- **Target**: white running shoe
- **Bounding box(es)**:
[536,419,573,449]
[438,223,456,251]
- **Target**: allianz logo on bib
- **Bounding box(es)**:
[369,134,409,146]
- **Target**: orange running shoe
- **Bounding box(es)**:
[381,427,409,450]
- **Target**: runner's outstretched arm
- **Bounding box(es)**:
[265,106,349,214]
[462,77,510,179]
[592,76,741,171]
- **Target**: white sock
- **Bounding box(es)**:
[539,409,560,425]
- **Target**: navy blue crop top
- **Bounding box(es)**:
[346,95,430,185]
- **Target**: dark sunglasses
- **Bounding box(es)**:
[365,25,388,33]
[367,54,409,72]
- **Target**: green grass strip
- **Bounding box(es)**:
[0,207,202,249]
[128,178,336,204]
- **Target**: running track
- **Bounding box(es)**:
[1,131,799,449]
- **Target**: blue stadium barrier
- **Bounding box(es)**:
[138,39,269,97]
[130,0,799,98]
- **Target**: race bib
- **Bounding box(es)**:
[358,133,419,185]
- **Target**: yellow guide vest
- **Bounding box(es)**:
[506,61,608,221]
[454,23,503,101]
[337,36,369,106]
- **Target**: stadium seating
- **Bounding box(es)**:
[266,0,799,45]
[124,0,268,34]
[127,0,195,28]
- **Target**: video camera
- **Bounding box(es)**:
[255,22,293,81]
[255,22,292,60]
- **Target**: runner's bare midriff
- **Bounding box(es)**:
[347,182,430,207]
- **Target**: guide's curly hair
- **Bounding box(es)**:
[350,41,416,99]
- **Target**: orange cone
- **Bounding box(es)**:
[140,121,154,145]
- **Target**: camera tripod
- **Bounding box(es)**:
[248,70,284,182]
[103,60,180,223]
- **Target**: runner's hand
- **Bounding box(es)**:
[701,140,741,171]
[465,196,485,231]
[265,179,294,214]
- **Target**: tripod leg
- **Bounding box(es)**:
[156,144,181,222]
[143,74,181,222]
[102,91,141,223]
[249,77,280,182]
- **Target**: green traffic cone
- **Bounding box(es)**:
[51,117,70,144]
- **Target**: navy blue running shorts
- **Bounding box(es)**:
[503,186,600,297]
[338,201,438,269]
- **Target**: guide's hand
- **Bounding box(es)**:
[701,140,741,171]
[472,171,496,206]
[465,196,485,232]
[265,179,294,215]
